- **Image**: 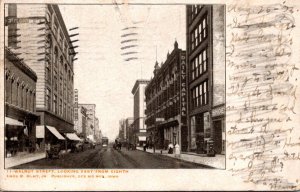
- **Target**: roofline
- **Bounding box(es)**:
[5,47,38,81]
[131,79,150,94]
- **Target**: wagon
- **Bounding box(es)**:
[47,144,61,159]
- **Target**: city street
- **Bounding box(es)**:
[13,146,213,169]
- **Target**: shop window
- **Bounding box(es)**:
[203,112,210,138]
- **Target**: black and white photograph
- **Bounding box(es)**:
[1,0,300,191]
[4,3,225,169]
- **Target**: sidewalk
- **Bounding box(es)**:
[5,151,46,168]
[137,147,225,169]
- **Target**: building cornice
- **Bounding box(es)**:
[5,47,37,81]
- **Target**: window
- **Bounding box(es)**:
[191,48,208,81]
[46,88,51,110]
[191,80,208,109]
[59,99,62,115]
[64,103,66,118]
[54,70,58,91]
[190,5,203,22]
[46,59,51,83]
[53,94,57,114]
[190,15,208,51]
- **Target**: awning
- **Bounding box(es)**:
[5,117,24,126]
[46,126,65,140]
[65,133,81,141]
[36,125,45,139]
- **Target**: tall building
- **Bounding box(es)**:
[186,5,225,154]
[94,117,101,142]
[74,105,88,138]
[125,117,134,143]
[5,4,76,145]
[78,104,96,141]
[4,47,39,158]
[131,79,149,146]
[145,41,188,151]
[119,119,126,141]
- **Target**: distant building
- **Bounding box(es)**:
[131,79,150,146]
[125,117,134,143]
[5,4,76,146]
[119,119,126,141]
[186,5,225,154]
[78,104,96,141]
[74,105,88,139]
[5,47,39,158]
[94,117,101,142]
[145,41,188,151]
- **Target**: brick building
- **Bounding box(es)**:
[186,5,225,154]
[5,47,39,158]
[145,41,188,151]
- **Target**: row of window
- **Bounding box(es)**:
[191,80,208,109]
[191,48,208,81]
[190,16,207,51]
[46,88,73,121]
[46,8,73,64]
[5,76,35,113]
[190,5,204,22]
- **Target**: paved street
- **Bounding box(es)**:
[13,146,213,169]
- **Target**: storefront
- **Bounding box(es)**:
[189,111,211,153]
[5,120,38,157]
[44,125,66,151]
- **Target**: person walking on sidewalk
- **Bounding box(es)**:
[168,143,174,154]
[45,143,51,159]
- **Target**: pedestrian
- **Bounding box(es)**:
[143,143,146,151]
[168,143,174,154]
[46,142,51,159]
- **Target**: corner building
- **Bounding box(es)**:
[145,41,188,151]
[186,5,225,154]
[5,4,76,146]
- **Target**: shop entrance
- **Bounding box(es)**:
[213,120,222,154]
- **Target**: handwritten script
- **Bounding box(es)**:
[227,1,299,190]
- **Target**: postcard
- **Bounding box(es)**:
[0,0,299,191]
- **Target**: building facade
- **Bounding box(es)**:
[5,47,39,158]
[119,119,126,142]
[78,104,96,141]
[186,5,225,154]
[125,117,134,143]
[5,4,76,145]
[145,41,188,151]
[131,80,149,146]
[74,105,88,139]
[94,117,101,143]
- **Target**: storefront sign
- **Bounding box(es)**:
[180,53,187,122]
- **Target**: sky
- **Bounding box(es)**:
[59,4,186,140]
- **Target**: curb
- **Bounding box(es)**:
[137,148,217,169]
